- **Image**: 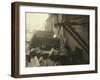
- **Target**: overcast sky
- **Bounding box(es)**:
[26,13,49,41]
[26,13,49,31]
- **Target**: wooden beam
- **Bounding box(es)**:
[55,23,89,53]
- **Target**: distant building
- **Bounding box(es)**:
[29,31,60,50]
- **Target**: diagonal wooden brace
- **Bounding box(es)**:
[55,23,89,53]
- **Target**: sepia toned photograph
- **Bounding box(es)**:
[25,13,89,67]
[11,2,97,77]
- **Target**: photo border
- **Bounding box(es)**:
[11,2,98,78]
